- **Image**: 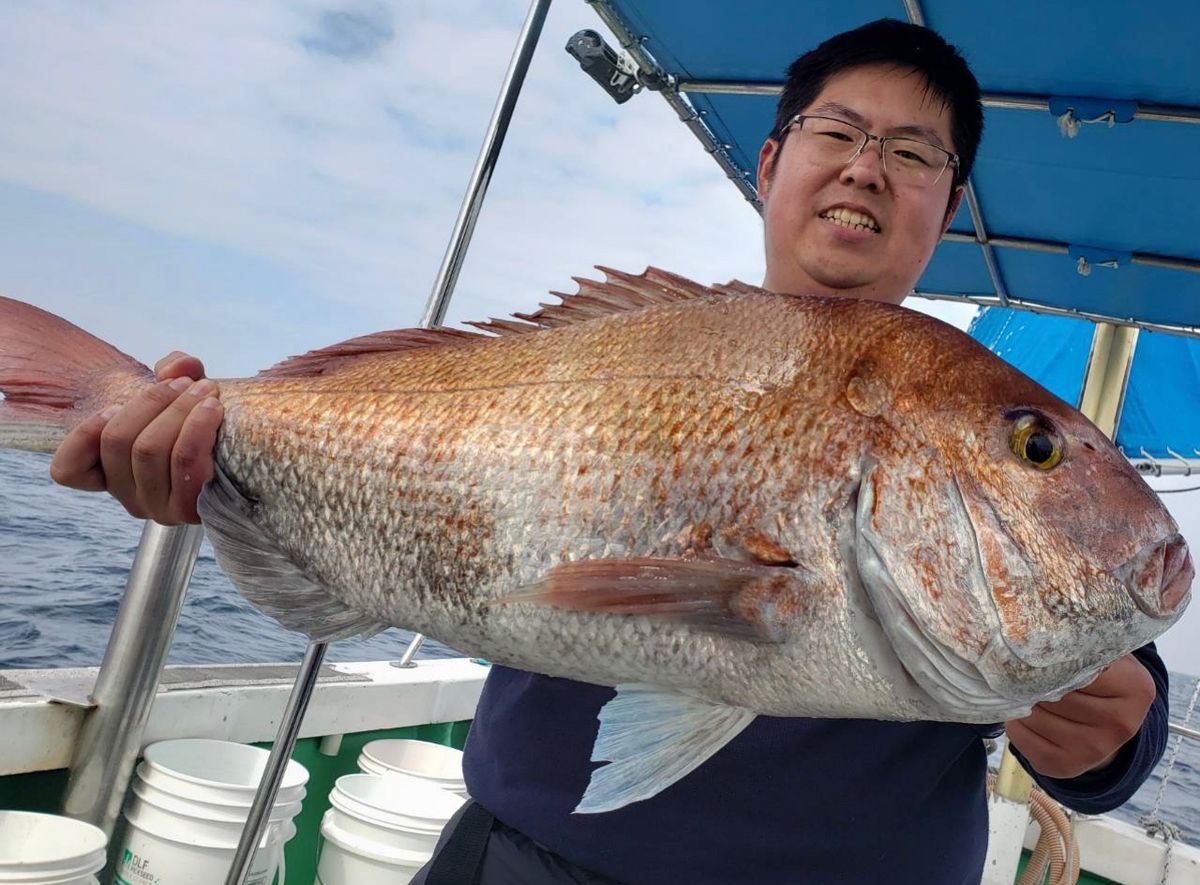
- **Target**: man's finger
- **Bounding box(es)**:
[154,352,206,382]
[1005,717,1062,760]
[168,395,224,524]
[1005,718,1078,779]
[49,407,118,491]
[130,379,219,522]
[1028,691,1113,727]
[1023,699,1105,738]
[100,378,194,515]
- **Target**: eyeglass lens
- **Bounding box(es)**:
[796,116,950,186]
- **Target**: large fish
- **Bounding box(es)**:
[0,268,1192,812]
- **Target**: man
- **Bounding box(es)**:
[52,19,1167,885]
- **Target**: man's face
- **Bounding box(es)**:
[757,63,964,304]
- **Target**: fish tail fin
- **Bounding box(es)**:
[0,296,151,453]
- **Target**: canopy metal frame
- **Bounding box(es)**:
[588,0,1200,339]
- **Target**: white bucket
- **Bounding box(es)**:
[115,739,308,885]
[0,811,106,885]
[357,739,468,797]
[315,773,465,885]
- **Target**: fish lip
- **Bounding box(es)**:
[1113,534,1193,620]
[818,202,882,233]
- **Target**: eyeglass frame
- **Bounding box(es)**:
[777,113,961,187]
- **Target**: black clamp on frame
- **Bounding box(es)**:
[566,29,645,104]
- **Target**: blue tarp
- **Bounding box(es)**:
[598,1,1200,459]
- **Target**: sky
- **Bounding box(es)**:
[0,0,1198,673]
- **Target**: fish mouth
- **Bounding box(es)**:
[1112,533,1194,620]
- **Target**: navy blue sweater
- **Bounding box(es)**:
[463,644,1169,885]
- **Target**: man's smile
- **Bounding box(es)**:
[818,205,882,234]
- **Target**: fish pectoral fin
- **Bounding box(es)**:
[575,684,756,814]
[197,466,389,642]
[496,556,808,642]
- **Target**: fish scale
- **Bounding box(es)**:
[0,267,1190,812]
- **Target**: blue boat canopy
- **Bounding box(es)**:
[589,0,1200,336]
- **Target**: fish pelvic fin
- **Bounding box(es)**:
[256,267,758,380]
[575,684,756,814]
[0,296,150,453]
[198,466,389,642]
[495,556,810,643]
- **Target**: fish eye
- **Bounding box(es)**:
[1008,412,1063,470]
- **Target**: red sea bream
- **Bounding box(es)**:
[0,267,1191,812]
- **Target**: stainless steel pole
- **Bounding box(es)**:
[61,522,203,866]
[227,4,554,877]
[421,0,553,328]
[393,633,425,668]
[399,0,552,666]
[225,641,327,885]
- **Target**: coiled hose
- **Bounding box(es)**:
[987,772,1080,885]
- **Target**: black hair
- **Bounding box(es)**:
[769,19,983,189]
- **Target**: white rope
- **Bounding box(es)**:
[1145,819,1181,885]
[1057,108,1117,138]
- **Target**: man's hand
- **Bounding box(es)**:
[49,352,223,525]
[1005,654,1156,779]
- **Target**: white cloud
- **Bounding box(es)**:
[0,0,763,336]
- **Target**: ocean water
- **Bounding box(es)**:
[1,448,1198,846]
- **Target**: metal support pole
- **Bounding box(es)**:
[401,0,552,666]
[225,641,327,885]
[224,6,555,878]
[983,320,1140,884]
[900,0,1010,308]
[673,81,1200,126]
[61,522,203,869]
[393,633,425,668]
[421,0,553,328]
[1079,323,1141,438]
[587,0,760,207]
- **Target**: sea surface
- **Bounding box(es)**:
[2,448,1199,847]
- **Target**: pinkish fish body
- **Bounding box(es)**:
[0,267,1191,812]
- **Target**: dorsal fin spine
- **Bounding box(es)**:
[257,266,755,380]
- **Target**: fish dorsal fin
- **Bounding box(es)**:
[257,327,488,379]
[713,279,763,297]
[258,266,749,379]
[465,266,728,336]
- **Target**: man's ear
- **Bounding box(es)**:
[757,139,780,204]
[941,186,964,236]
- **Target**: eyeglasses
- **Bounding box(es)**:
[781,114,959,188]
